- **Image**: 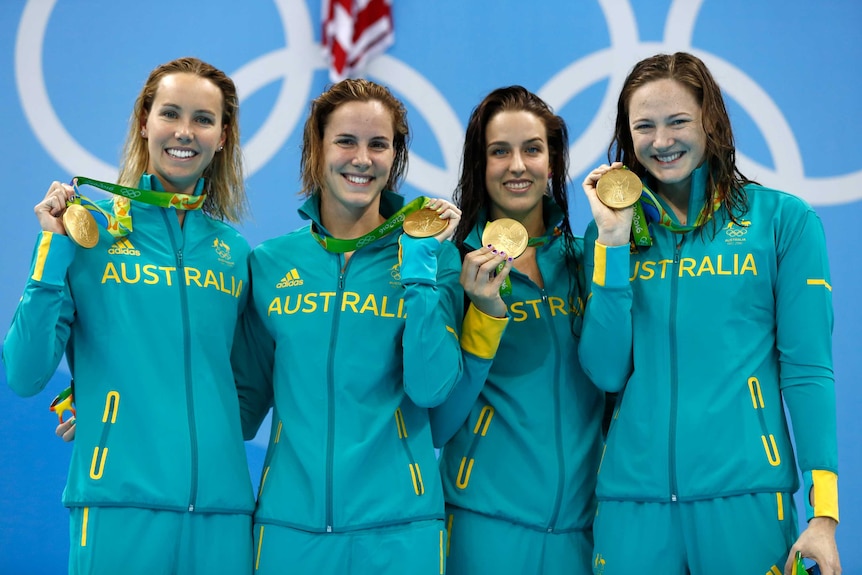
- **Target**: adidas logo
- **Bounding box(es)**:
[107,238,140,256]
[276,269,304,288]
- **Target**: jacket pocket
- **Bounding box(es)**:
[747,376,781,467]
[454,405,495,490]
[89,391,120,480]
[394,407,425,496]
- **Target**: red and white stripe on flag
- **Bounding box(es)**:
[322,0,394,82]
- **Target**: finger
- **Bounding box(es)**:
[489,258,514,288]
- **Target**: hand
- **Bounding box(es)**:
[35,181,76,235]
[425,197,461,243]
[582,162,634,246]
[784,517,841,575]
[55,417,76,442]
[460,246,513,318]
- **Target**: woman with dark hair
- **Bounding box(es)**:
[581,52,841,574]
[234,78,464,574]
[431,86,605,574]
[4,56,255,573]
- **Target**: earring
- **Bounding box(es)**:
[217,146,224,152]
[140,129,146,137]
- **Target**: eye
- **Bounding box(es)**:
[369,140,390,151]
[161,109,179,119]
[525,145,542,154]
[196,116,215,126]
[489,147,508,157]
[632,123,652,132]
[335,137,355,147]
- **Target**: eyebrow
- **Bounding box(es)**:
[333,133,392,141]
[158,102,218,116]
[487,137,545,148]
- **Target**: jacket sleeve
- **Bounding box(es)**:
[398,235,464,408]
[430,304,508,447]
[3,232,77,397]
[231,265,275,441]
[774,203,838,522]
[578,221,633,393]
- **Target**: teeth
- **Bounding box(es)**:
[345,175,372,184]
[167,149,195,159]
[505,181,531,190]
[656,152,682,162]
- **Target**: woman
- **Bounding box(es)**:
[3,57,255,574]
[430,86,604,574]
[580,52,841,575]
[233,78,464,574]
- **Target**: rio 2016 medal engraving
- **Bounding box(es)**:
[482,218,529,259]
[63,203,99,248]
[596,168,642,209]
[403,208,448,238]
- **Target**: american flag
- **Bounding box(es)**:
[322,0,395,82]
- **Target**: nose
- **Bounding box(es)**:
[174,121,193,142]
[508,151,525,175]
[653,126,674,150]
[352,145,370,169]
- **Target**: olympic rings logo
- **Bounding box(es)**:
[356,235,377,248]
[14,0,862,207]
[725,228,748,238]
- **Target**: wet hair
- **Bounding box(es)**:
[609,51,752,224]
[454,85,582,327]
[300,78,410,197]
[117,56,247,223]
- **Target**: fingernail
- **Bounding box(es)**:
[492,249,498,254]
[507,257,513,262]
[500,252,506,257]
[486,244,493,249]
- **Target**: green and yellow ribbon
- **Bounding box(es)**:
[70,176,207,239]
[309,195,429,253]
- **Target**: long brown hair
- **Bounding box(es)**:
[118,57,247,223]
[300,78,410,197]
[454,86,582,327]
[609,52,752,224]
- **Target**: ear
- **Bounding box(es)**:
[219,124,228,151]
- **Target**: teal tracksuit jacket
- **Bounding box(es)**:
[432,201,605,533]
[579,165,838,520]
[233,191,464,533]
[3,175,255,515]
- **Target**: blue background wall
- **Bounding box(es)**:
[1,0,859,572]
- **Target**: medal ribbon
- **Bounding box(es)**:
[629,181,722,248]
[310,196,428,253]
[498,226,561,297]
[69,176,208,239]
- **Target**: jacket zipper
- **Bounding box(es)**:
[668,235,685,503]
[326,257,349,532]
[542,286,566,532]
[164,210,198,511]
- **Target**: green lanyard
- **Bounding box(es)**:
[631,183,722,248]
[498,227,560,297]
[309,196,428,253]
[71,176,207,238]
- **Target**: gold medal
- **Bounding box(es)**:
[596,168,642,209]
[62,203,99,248]
[481,218,529,259]
[403,208,448,238]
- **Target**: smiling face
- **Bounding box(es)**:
[627,78,707,198]
[484,110,550,232]
[142,72,226,195]
[320,99,395,221]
